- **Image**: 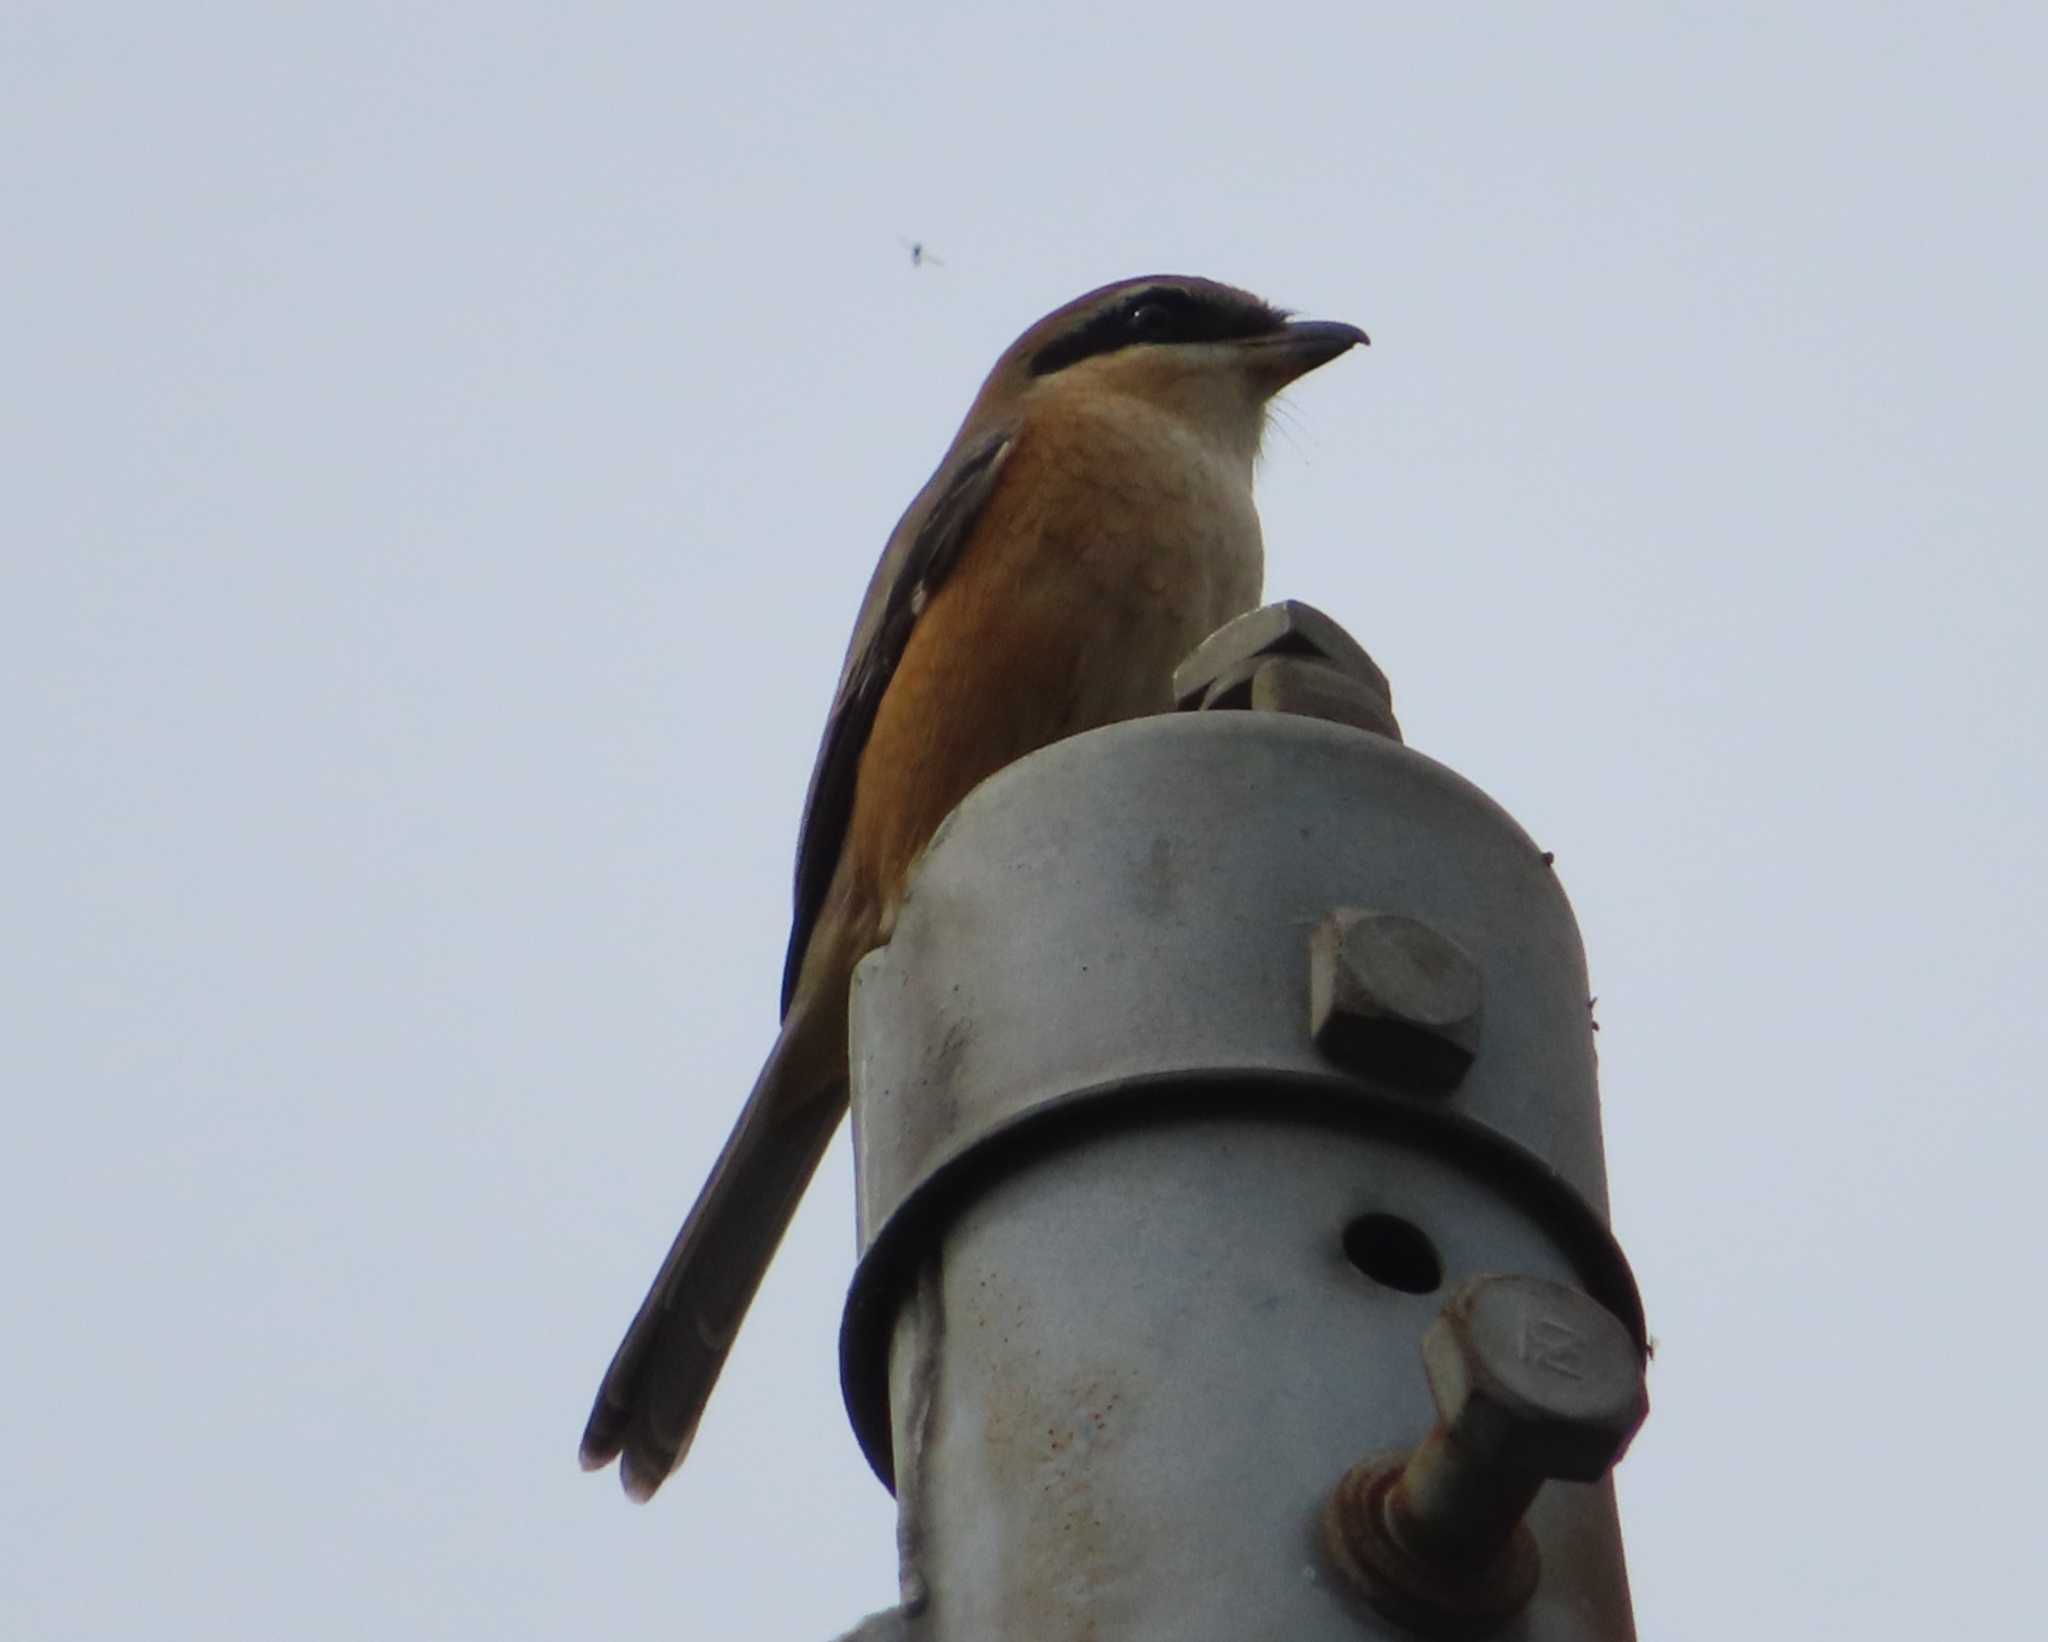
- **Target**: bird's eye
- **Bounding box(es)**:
[1126,300,1173,339]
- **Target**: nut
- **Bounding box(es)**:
[1172,600,1399,741]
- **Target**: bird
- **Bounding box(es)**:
[580,275,1368,1501]
[899,237,944,267]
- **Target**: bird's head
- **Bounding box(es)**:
[968,275,1367,467]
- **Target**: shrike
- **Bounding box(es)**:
[581,275,1368,1500]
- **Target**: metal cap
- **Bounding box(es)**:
[842,711,1642,1487]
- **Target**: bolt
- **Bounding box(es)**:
[1171,600,1401,741]
[1310,910,1482,1092]
[1324,1276,1649,1638]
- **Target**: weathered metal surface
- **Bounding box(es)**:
[863,1119,1640,1641]
[847,713,1622,1264]
[839,700,1643,1641]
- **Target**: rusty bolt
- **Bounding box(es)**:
[1324,1276,1649,1639]
[1172,600,1401,741]
[1310,909,1482,1092]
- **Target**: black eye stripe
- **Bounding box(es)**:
[1028,286,1284,377]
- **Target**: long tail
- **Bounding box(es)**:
[579,983,849,1501]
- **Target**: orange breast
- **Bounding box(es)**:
[844,403,1263,927]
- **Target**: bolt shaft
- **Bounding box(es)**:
[1389,1422,1544,1566]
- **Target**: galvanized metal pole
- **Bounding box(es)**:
[837,605,1647,1642]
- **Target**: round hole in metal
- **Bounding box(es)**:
[1342,1213,1442,1294]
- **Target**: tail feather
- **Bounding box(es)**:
[580,993,848,1499]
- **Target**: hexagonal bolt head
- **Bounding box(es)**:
[1310,910,1482,1092]
[1420,1275,1649,1490]
[1172,600,1402,742]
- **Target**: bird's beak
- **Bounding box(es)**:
[1239,319,1370,392]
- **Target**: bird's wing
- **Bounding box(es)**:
[781,427,1016,1009]
[581,427,1014,1498]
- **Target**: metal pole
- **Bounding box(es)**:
[837,605,1647,1641]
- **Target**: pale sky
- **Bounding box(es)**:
[7,4,2044,1638]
